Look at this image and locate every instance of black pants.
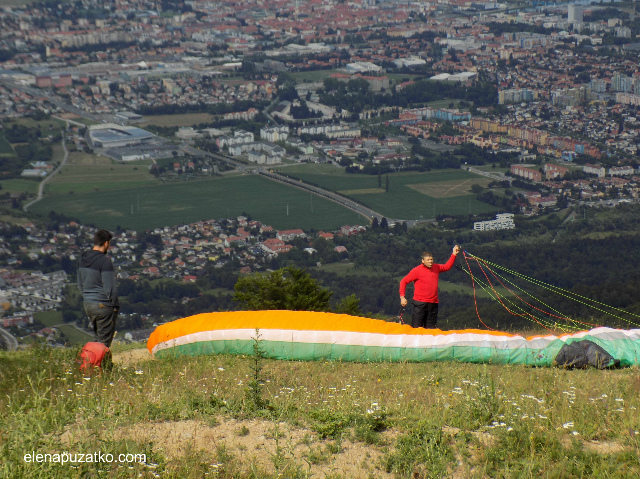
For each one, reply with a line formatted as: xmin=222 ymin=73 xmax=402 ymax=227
xmin=411 ymin=301 xmax=438 ymax=329
xmin=84 ymin=302 xmax=118 ymax=347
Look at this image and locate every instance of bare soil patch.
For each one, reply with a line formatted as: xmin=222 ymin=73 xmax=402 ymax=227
xmin=338 ymin=188 xmax=385 ymax=195
xmin=66 ymin=152 xmax=113 ymax=166
xmin=112 ymin=348 xmax=154 ymax=367
xmin=62 ymin=418 xmax=393 ymax=478
xmin=57 ymin=113 xmax=82 ymax=120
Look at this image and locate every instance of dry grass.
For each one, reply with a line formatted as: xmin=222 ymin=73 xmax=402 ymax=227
xmin=66 ymin=151 xmax=114 ymax=166
xmin=337 ymin=188 xmax=385 ymax=195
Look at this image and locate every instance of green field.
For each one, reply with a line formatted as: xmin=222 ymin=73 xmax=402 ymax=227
xmin=275 ymin=165 xmax=498 ymax=219
xmin=4 ymin=117 xmax=66 ymax=131
xmin=0 ymin=132 xmax=14 ymax=156
xmin=45 ymin=163 xmax=159 ymax=194
xmin=0 ymin=178 xmax=40 ymax=195
xmin=34 ymin=311 xmax=63 ymax=328
xmin=30 ymin=175 xmax=365 ymax=231
xmin=289 ymin=70 xmax=341 ymax=83
xmin=56 ymin=324 xmax=92 ymax=346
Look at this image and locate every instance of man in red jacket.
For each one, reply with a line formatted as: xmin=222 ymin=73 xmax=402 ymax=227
xmin=400 ymin=245 xmax=460 ymax=329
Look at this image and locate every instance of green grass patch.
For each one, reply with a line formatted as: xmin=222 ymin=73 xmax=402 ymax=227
xmin=68 ymin=117 xmax=99 ymax=126
xmin=0 ymin=132 xmax=15 ymax=156
xmin=425 ymin=99 xmax=464 ymax=109
xmin=45 ymin=163 xmax=159 ymax=194
xmin=0 ymin=178 xmax=40 ymax=195
xmin=34 ymin=311 xmax=63 ymax=328
xmin=31 ymin=175 xmax=365 ymax=231
xmin=4 ymin=117 xmax=66 ymax=131
xmin=56 ymin=324 xmax=92 ymax=345
xmin=0 ymin=214 xmax=32 ymax=225
xmin=288 ymin=70 xmax=342 ymax=83
xmin=275 ymin=165 xmax=498 ymax=219
xmin=385 ymin=73 xmax=425 ymax=85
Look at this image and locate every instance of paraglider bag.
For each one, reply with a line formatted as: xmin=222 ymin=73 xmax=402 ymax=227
xmin=78 ymin=342 xmax=111 ymax=372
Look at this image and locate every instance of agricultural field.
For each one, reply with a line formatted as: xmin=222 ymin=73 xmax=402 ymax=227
xmin=44 ymin=152 xmax=159 ymax=194
xmin=2 ymin=344 xmax=639 ymax=478
xmin=30 ymin=174 xmax=365 ymax=231
xmin=0 ymin=178 xmax=39 ymax=195
xmin=276 ymin=164 xmax=498 ymax=219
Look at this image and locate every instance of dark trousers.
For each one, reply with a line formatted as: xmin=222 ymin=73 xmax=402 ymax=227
xmin=411 ymin=301 xmax=439 ymax=329
xmin=84 ymin=302 xmax=118 ymax=347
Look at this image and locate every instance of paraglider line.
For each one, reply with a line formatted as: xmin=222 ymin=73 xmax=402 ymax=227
xmin=462 ymin=253 xmax=498 ymax=331
xmin=464 ymin=251 xmax=640 ymax=328
xmin=476 ymin=256 xmax=599 ymax=328
xmin=467 ymin=254 xmax=554 ymax=332
xmin=459 ymin=264 xmax=581 ymax=332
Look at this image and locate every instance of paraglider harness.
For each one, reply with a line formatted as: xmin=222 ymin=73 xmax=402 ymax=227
xmin=77 ymin=342 xmax=112 ymax=372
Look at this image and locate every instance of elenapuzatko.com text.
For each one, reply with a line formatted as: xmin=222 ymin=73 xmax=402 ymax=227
xmin=24 ymin=451 xmax=146 ymax=465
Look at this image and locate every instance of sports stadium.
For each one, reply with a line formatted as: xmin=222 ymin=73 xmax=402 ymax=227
xmin=87 ymin=123 xmax=155 ymax=148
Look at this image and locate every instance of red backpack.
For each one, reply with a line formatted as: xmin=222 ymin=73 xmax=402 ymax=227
xmin=78 ymin=342 xmax=111 ymax=372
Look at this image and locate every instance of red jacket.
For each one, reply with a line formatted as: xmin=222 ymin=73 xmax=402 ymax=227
xmin=399 ymin=254 xmax=456 ymax=303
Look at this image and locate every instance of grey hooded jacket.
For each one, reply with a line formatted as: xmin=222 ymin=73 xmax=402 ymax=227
xmin=77 ymin=249 xmax=119 ymax=308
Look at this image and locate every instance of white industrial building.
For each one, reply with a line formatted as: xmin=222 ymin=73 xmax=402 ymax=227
xmin=474 ymin=213 xmax=515 ymax=231
xmin=346 ymin=62 xmax=382 ymax=73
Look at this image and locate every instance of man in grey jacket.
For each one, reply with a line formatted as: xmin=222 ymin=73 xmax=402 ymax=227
xmin=77 ymin=229 xmax=119 ymax=347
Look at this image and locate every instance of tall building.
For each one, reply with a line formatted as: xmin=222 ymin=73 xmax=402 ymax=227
xmin=568 ymin=5 xmax=583 ymax=23
xmin=590 ymin=78 xmax=606 ymax=93
xmin=612 ymin=74 xmax=633 ymax=93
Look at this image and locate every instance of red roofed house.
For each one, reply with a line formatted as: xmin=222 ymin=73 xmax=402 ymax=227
xmin=260 ymin=238 xmax=293 ymax=255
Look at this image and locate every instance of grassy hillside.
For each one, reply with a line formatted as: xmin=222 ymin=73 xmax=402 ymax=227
xmin=1 ymin=344 xmax=638 ymax=478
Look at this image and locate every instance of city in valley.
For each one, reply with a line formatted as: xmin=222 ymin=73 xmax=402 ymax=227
xmin=2 ymin=0 xmax=640 ymax=348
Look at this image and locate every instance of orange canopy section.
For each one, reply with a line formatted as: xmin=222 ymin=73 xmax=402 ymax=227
xmin=147 ymin=310 xmax=517 ymax=354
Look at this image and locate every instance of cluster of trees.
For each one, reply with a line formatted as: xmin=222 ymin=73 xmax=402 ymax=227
xmin=135 ymin=99 xmax=270 ymax=116
xmin=290 ymin=100 xmax=323 ymax=119
xmin=318 ymin=77 xmax=498 ymax=114
xmin=0 ymin=48 xmax=15 ymax=62
xmin=117 ymin=277 xmax=235 ymax=318
xmin=485 ymin=21 xmax=554 ymax=37
xmin=0 ymin=124 xmax=60 ymax=178
xmin=475 ymin=191 xmax=518 ymax=212
xmin=234 ymin=266 xmax=361 ymax=316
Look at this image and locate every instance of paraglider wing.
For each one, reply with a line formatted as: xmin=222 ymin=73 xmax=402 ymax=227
xmin=147 ymin=311 xmax=640 ymax=368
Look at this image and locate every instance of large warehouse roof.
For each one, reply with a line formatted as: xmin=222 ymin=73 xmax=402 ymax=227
xmin=88 ymin=123 xmax=154 ymax=147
